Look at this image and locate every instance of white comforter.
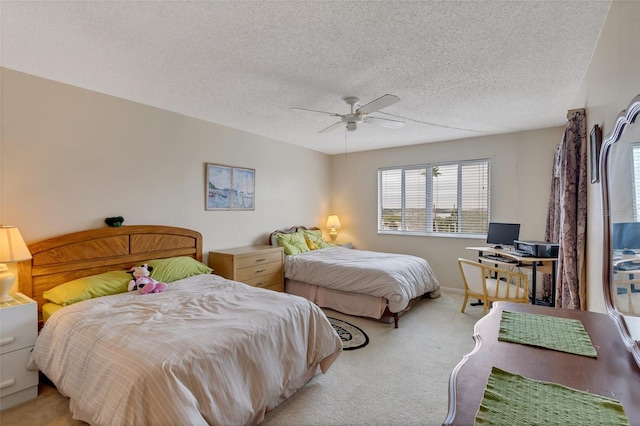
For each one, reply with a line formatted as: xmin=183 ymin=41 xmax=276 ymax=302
xmin=30 ymin=274 xmax=342 ymax=426
xmin=284 ymin=247 xmax=441 ymax=312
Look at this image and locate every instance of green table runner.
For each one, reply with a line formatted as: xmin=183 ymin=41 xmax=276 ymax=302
xmin=499 ymin=310 xmax=597 ymax=357
xmin=476 ymin=367 xmax=630 ymax=425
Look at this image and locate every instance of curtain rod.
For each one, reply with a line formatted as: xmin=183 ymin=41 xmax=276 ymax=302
xmin=566 ymin=108 xmax=585 ymax=119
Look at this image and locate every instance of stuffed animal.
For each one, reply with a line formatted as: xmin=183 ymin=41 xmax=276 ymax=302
xmin=105 ymin=216 xmax=125 ymax=227
xmin=128 ymin=264 xmax=168 ymax=294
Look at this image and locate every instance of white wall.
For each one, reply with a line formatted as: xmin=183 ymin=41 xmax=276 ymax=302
xmin=0 ymin=68 xmax=332 ymax=252
xmin=330 ymin=127 xmax=562 ymax=291
xmin=574 ymin=1 xmax=640 ymax=313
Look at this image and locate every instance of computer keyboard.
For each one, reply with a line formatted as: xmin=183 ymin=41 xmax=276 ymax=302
xmin=483 ymin=254 xmax=518 ymax=264
xmin=509 ymin=250 xmax=532 ymax=257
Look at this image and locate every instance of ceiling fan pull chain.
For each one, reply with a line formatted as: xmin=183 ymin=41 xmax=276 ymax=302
xmin=344 ymin=126 xmax=348 ymax=157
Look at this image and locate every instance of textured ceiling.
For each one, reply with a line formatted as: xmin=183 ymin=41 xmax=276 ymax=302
xmin=1 ymin=1 xmax=611 ymax=154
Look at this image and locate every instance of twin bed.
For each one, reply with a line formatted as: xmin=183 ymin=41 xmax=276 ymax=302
xmin=269 ymin=226 xmax=441 ymax=328
xmin=18 ymin=225 xmax=342 ymax=425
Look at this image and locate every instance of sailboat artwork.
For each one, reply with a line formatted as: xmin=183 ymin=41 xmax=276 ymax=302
xmin=232 ymin=167 xmax=255 ymax=209
xmin=206 ymin=164 xmax=255 ymax=211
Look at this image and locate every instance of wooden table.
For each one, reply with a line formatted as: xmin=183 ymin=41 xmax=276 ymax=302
xmin=443 ymin=302 xmax=640 ymax=425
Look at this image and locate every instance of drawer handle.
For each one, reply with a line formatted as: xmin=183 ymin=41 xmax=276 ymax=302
xmin=255 ymin=258 xmax=267 ymax=262
xmin=257 ymin=281 xmax=266 ymax=285
xmin=0 ymin=336 xmax=15 ymax=346
xmin=255 ymin=269 xmax=266 ymax=273
xmin=0 ymin=378 xmax=15 ymax=390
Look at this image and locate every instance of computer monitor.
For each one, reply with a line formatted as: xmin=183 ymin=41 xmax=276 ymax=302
xmin=486 ymin=222 xmax=520 ymax=248
xmin=612 ymin=222 xmax=640 ymax=250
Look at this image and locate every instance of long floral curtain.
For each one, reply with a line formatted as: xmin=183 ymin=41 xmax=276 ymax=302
xmin=544 ymin=110 xmax=588 ymax=309
xmin=543 ymin=147 xmax=562 ymax=301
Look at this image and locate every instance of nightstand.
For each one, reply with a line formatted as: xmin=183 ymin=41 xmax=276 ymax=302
xmin=0 ymin=293 xmax=38 ymax=410
xmin=208 ymin=245 xmax=284 ymax=292
xmin=334 ymin=241 xmax=353 ymax=249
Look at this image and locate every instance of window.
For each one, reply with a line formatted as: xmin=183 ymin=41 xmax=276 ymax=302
xmin=378 ymin=159 xmax=490 ymax=236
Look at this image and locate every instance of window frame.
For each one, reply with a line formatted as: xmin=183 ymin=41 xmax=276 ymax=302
xmin=378 ymin=159 xmax=491 ymax=238
xmin=632 ymin=142 xmax=640 ymax=220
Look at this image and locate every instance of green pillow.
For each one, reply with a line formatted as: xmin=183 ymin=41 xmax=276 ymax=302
xmin=302 ymin=229 xmax=336 ymax=250
xmin=277 ymin=231 xmax=310 ymax=255
xmin=146 ymin=256 xmax=212 ymax=283
xmin=279 ymin=240 xmax=303 ymax=255
xmin=43 ymin=270 xmax=131 ymax=306
xmin=303 ymin=229 xmax=323 ymax=238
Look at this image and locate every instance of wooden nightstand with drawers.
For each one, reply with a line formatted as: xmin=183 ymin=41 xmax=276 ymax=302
xmin=0 ymin=293 xmax=38 ymax=410
xmin=208 ymin=245 xmax=284 ymax=292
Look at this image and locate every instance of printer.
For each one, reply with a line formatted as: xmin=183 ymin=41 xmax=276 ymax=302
xmin=514 ymin=240 xmax=559 ymax=258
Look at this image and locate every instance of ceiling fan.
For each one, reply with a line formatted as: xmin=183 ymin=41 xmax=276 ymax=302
xmin=291 ymin=94 xmax=405 ymax=133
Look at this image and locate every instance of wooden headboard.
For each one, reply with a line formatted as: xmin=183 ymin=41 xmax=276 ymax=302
xmin=17 ymin=225 xmax=203 ymax=309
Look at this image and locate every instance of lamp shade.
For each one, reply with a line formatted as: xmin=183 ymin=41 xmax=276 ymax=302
xmin=0 ymin=226 xmax=32 ymax=263
xmin=326 ymin=215 xmax=342 ymax=229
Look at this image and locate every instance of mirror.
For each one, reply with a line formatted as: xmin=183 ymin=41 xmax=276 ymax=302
xmin=602 ymin=94 xmax=640 ymax=368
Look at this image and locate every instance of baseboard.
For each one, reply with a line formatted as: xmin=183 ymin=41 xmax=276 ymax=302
xmin=440 ymin=286 xmax=465 ymax=295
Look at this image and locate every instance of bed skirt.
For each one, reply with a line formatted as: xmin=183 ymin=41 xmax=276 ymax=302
xmin=286 ymin=278 xmax=390 ymax=321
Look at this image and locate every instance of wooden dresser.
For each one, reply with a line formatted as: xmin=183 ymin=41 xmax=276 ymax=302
xmin=208 ymin=245 xmax=284 ymax=292
xmin=444 ymin=301 xmax=640 ymax=425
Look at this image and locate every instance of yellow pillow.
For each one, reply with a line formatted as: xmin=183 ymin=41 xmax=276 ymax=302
xmin=303 ymin=229 xmax=336 ymax=250
xmin=145 ymin=256 xmax=212 ymax=282
xmin=277 ymin=231 xmax=310 ymax=255
xmin=305 ymin=234 xmax=320 ymax=250
xmin=42 ymin=302 xmax=64 ymax=323
xmin=43 ymin=270 xmax=131 ymax=306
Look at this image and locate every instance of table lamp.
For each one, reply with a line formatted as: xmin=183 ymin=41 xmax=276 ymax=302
xmin=0 ymin=226 xmax=32 ymax=302
xmin=326 ymin=215 xmax=342 ymax=242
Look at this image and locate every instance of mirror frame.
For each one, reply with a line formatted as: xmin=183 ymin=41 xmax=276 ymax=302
xmin=601 ymin=93 xmax=640 ymax=368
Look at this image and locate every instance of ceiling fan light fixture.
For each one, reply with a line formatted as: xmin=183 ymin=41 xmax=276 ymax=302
xmin=291 ymin=94 xmax=403 ymax=134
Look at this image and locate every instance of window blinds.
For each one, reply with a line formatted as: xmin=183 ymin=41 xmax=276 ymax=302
xmin=379 ymin=159 xmax=490 ymax=235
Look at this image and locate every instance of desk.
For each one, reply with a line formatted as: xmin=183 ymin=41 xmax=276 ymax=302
xmin=613 ymin=257 xmax=640 ymax=316
xmin=443 ymin=302 xmax=640 ymax=425
xmin=466 ymin=246 xmax=558 ymax=307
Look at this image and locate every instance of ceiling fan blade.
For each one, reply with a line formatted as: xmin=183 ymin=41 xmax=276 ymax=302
xmin=356 ymin=94 xmax=400 ymax=114
xmin=318 ymin=121 xmax=344 ymax=133
xmin=290 ymin=107 xmax=341 ymax=117
xmin=363 ymin=116 xmax=405 ymax=129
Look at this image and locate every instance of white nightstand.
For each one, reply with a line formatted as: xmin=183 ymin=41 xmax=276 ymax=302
xmin=0 ymin=293 xmax=38 ymax=410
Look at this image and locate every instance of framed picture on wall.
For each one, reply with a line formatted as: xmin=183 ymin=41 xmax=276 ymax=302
xmin=205 ymin=163 xmax=255 ymax=210
xmin=590 ymin=124 xmax=602 ymax=184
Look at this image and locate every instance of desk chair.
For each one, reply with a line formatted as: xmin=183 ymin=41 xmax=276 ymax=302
xmin=458 ymin=258 xmax=530 ymax=315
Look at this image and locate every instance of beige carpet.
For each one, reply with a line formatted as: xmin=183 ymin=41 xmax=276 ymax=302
xmin=0 ymin=291 xmax=483 ymax=426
